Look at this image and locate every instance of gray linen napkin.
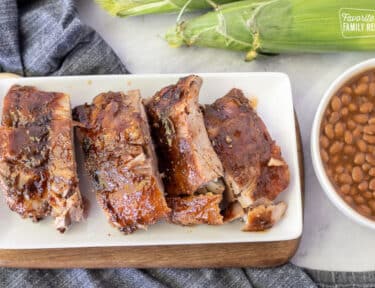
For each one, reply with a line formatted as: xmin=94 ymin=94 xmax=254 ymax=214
xmin=0 ymin=0 xmax=127 ymax=75
xmin=0 ymin=1 xmax=372 ymax=287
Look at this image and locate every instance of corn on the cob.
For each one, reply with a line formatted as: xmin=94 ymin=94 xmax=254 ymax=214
xmin=166 ymin=0 xmax=375 ymax=60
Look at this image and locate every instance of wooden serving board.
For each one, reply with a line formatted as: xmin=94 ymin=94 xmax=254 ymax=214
xmin=0 ymin=240 xmax=300 ymax=268
xmin=0 ymin=74 xmax=303 ymax=268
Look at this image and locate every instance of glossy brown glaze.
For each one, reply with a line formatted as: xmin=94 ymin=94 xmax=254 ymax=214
xmin=204 ymin=88 xmax=289 ymax=205
xmin=2 ymin=85 xmax=67 ymax=127
xmin=0 ymin=85 xmax=83 ymax=232
xmin=73 ymin=90 xmax=170 ymax=234
xmin=146 ymin=75 xmax=223 ymax=196
xmin=243 ymin=202 xmax=287 ymax=232
xmin=204 ymin=88 xmax=289 ymax=230
xmin=167 ymin=193 xmax=223 ymax=225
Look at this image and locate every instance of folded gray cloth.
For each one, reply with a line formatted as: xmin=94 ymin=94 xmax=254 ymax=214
xmin=0 ymin=0 xmax=127 ymax=75
xmin=306 ymin=269 xmax=375 ymax=288
xmin=1 ymin=264 xmax=318 ymax=288
xmin=0 ymin=0 xmax=373 ymax=288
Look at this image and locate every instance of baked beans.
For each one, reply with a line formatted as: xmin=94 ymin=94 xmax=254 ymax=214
xmin=320 ymin=70 xmax=375 ymax=220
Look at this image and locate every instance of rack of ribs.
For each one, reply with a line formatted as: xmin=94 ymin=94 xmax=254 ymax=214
xmin=146 ymin=75 xmax=225 ymax=225
xmin=203 ymin=88 xmax=290 ymax=231
xmin=0 ymin=85 xmax=83 ymax=232
xmin=73 ymin=90 xmax=170 ymax=234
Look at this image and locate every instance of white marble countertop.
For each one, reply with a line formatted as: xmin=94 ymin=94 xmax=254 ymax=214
xmin=76 ymin=0 xmax=375 ymax=272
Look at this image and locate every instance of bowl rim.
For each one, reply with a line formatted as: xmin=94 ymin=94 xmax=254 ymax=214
xmin=311 ymin=58 xmax=375 ymax=229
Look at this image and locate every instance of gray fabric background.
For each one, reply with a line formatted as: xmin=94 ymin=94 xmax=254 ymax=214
xmin=0 ymin=0 xmax=127 ymax=76
xmin=0 ymin=0 xmax=374 ymax=287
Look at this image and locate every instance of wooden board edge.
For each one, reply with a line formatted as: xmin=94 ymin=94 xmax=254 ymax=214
xmin=0 ymin=73 xmax=21 ymax=79
xmin=0 ymin=238 xmax=301 ymax=269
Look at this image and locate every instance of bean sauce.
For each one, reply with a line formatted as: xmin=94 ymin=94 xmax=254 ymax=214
xmin=320 ymin=70 xmax=375 ymax=220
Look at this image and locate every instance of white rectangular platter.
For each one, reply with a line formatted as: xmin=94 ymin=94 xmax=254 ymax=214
xmin=0 ymin=73 xmax=302 ymax=249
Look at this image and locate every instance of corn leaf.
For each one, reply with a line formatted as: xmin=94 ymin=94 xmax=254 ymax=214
xmin=96 ymin=0 xmax=239 ymax=17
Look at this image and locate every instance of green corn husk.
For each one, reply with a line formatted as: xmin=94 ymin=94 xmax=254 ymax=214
xmin=96 ymin=0 xmax=238 ymax=17
xmin=166 ymin=0 xmax=375 ymax=60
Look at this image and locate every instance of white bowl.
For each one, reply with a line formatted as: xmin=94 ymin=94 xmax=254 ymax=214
xmin=311 ymin=58 xmax=375 ymax=229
